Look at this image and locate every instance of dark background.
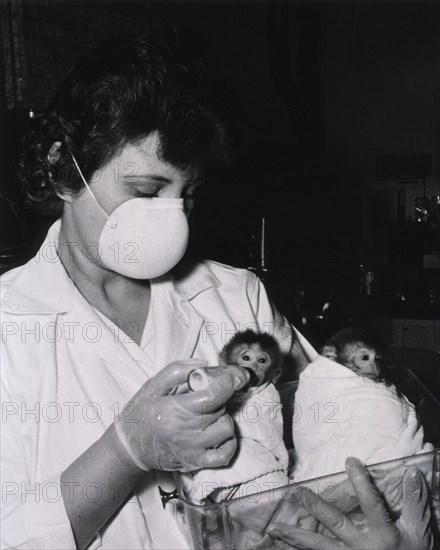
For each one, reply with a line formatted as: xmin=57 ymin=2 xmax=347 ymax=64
xmin=1 ymin=0 xmax=440 ymax=347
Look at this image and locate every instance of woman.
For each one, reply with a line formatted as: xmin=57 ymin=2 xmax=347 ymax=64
xmin=1 ymin=35 xmax=311 ymax=549
xmin=1 ymin=35 xmax=433 ymax=550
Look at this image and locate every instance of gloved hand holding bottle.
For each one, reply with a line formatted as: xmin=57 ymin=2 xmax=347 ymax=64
xmin=113 ymin=359 xmax=250 ymax=472
xmin=61 ymin=359 xmax=249 ymax=549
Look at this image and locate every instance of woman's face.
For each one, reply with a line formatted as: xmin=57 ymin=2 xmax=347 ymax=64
xmin=64 ymin=132 xmax=203 ymax=259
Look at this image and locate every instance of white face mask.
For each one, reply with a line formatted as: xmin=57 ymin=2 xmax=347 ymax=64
xmin=71 ymin=154 xmax=189 ymax=279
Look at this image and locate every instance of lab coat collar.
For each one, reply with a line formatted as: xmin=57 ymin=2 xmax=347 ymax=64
xmin=2 ymin=219 xmax=76 ymax=315
xmin=170 ymin=259 xmax=221 ymax=301
xmin=2 ymin=219 xmax=221 ymax=315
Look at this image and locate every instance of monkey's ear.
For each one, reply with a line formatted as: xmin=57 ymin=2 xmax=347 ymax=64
xmin=321 ymin=345 xmax=338 ymax=362
xmin=270 ymin=365 xmax=283 ymax=384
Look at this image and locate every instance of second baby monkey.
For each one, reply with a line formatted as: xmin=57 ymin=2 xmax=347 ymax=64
xmin=321 ymin=326 xmax=383 ymax=381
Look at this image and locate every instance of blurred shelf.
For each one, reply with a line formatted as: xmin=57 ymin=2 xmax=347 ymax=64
xmin=374 ymin=317 xmax=440 ymax=352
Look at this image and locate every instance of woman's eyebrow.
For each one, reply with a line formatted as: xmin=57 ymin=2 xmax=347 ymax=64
xmin=123 ymin=175 xmax=171 ymax=183
xmin=123 ymin=174 xmax=204 ymax=184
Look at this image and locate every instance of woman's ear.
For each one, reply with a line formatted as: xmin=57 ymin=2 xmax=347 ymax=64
xmin=47 ymin=141 xmax=74 ymax=204
xmin=47 ymin=141 xmax=62 ymax=165
xmin=55 ymin=188 xmax=74 ymax=204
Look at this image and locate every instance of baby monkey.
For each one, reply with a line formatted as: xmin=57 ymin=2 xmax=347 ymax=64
xmin=187 ymin=330 xmax=283 ymax=393
xmin=321 ymin=327 xmax=384 ymax=380
xmin=182 ymin=330 xmax=290 ymax=505
xmin=220 ymin=329 xmax=283 ymax=387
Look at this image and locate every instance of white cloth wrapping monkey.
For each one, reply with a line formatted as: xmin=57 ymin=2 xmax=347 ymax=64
xmin=291 ymin=356 xmax=433 ymax=483
xmin=180 ymin=381 xmax=289 ymax=504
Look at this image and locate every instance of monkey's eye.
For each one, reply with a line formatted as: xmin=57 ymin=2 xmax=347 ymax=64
xmin=361 ymin=354 xmax=370 ymax=361
xmin=242 ymin=355 xmax=250 ymax=361
xmin=258 ymin=357 xmax=267 ymax=364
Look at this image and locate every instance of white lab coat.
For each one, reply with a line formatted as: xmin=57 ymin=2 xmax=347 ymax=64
xmin=1 ymin=220 xmax=316 ymax=550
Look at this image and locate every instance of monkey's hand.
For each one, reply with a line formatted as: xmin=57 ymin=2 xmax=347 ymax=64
xmin=266 ymin=457 xmax=434 ymax=550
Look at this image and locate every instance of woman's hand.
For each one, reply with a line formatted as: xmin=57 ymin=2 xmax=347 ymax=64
xmin=62 ymin=359 xmax=248 ymax=549
xmin=114 ymin=359 xmax=249 ymax=472
xmin=267 ymin=457 xmax=434 ymax=549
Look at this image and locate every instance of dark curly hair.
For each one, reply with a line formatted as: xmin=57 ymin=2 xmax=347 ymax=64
xmin=19 ymin=35 xmax=230 ymax=216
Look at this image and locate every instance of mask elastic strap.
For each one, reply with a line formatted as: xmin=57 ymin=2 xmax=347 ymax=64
xmin=70 ymin=153 xmax=109 ymax=220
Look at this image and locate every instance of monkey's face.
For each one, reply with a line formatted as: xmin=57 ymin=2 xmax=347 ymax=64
xmin=231 ymin=343 xmax=273 ymax=385
xmin=347 ymin=345 xmax=382 ymax=379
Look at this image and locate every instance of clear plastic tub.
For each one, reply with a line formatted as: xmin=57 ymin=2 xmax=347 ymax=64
xmin=178 ymin=450 xmax=439 ymax=549
xmin=176 ymin=367 xmax=440 ymax=549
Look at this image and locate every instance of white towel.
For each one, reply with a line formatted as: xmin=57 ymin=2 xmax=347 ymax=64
xmin=181 ymin=383 xmax=289 ymax=504
xmin=291 ymin=356 xmax=433 ymax=483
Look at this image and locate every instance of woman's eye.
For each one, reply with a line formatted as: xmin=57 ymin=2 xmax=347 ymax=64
xmin=258 ymin=357 xmax=266 ymax=364
xmin=135 ymin=190 xmax=159 ymax=198
xmin=242 ymin=355 xmax=250 ymax=361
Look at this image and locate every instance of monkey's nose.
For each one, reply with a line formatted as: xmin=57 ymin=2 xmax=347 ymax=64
xmin=365 ymin=365 xmax=380 ymax=380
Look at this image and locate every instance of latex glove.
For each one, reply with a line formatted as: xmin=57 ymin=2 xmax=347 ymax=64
xmin=267 ymin=457 xmax=434 ymax=550
xmin=114 ymin=359 xmax=249 ymax=473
